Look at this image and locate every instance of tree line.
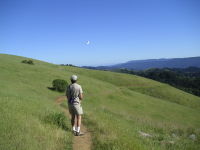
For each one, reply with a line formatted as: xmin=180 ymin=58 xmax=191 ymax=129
xmin=114 ymin=67 xmax=200 ymax=97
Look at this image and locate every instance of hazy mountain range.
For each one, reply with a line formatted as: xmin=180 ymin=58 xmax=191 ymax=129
xmin=83 ymin=56 xmax=200 ymax=70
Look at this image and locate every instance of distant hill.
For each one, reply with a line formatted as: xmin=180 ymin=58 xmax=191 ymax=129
xmin=83 ymin=56 xmax=200 ymax=70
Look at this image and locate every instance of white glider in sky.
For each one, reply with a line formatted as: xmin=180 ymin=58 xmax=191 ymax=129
xmin=86 ymin=40 xmax=90 ymax=45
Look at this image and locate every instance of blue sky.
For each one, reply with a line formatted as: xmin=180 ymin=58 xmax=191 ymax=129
xmin=0 ymin=0 xmax=200 ymax=66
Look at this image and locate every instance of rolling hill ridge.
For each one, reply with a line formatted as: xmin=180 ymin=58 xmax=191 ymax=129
xmin=84 ymin=56 xmax=200 ymax=70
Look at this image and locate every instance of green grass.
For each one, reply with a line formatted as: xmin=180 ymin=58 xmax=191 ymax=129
xmin=1 ymin=54 xmax=200 ymax=150
xmin=0 ymin=54 xmax=72 ymax=150
xmin=65 ymin=66 xmax=200 ymax=110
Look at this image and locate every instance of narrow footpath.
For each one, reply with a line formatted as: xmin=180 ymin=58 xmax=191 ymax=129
xmin=55 ymin=96 xmax=92 ymax=150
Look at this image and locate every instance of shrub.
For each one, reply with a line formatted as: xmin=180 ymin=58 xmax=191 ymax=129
xmin=52 ymin=79 xmax=68 ymax=92
xmin=27 ymin=60 xmax=34 ymax=64
xmin=21 ymin=60 xmax=27 ymax=63
xmin=21 ymin=59 xmax=34 ymax=65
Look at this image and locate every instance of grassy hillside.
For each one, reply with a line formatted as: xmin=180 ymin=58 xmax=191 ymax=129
xmin=65 ymin=67 xmax=200 ymax=110
xmin=1 ymin=54 xmax=200 ymax=150
xmin=0 ymin=54 xmax=73 ymax=150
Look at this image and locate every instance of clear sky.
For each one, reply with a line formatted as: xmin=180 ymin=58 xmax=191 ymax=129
xmin=0 ymin=0 xmax=200 ymax=66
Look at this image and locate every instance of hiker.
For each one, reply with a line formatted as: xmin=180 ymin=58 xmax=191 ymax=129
xmin=66 ymin=75 xmax=83 ymax=136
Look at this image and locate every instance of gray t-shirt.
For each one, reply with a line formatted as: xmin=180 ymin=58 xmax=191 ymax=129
xmin=66 ymin=83 xmax=83 ymax=104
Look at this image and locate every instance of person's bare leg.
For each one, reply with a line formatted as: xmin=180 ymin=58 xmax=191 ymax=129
xmin=76 ymin=115 xmax=81 ymax=133
xmin=71 ymin=114 xmax=76 ymax=131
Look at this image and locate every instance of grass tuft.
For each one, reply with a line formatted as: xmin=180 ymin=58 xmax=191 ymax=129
xmin=43 ymin=112 xmax=69 ymax=131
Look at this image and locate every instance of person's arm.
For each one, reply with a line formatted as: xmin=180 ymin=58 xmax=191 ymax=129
xmin=79 ymin=93 xmax=83 ymax=100
xmin=79 ymin=86 xmax=83 ymax=100
xmin=66 ymin=86 xmax=70 ymax=101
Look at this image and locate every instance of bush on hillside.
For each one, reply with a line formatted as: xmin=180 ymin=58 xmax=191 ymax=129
xmin=52 ymin=79 xmax=68 ymax=92
xmin=21 ymin=59 xmax=34 ymax=65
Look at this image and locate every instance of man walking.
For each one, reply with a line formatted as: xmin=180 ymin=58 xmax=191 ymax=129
xmin=66 ymin=75 xmax=83 ymax=136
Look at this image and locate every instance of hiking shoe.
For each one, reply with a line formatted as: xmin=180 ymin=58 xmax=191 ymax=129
xmin=75 ymin=131 xmax=84 ymax=136
xmin=72 ymin=130 xmax=76 ymax=135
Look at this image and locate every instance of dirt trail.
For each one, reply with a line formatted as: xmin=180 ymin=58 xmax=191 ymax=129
xmin=55 ymin=96 xmax=92 ymax=150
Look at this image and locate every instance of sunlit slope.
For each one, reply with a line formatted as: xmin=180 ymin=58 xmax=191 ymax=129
xmin=62 ymin=66 xmax=200 ymax=150
xmin=65 ymin=66 xmax=200 ymax=110
xmin=0 ymin=54 xmax=73 ymax=150
xmin=1 ymin=54 xmax=200 ymax=150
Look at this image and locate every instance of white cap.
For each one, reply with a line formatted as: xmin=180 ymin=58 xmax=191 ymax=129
xmin=71 ymin=75 xmax=78 ymax=81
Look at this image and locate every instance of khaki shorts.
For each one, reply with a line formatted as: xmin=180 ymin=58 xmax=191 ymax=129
xmin=68 ymin=103 xmax=83 ymax=115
